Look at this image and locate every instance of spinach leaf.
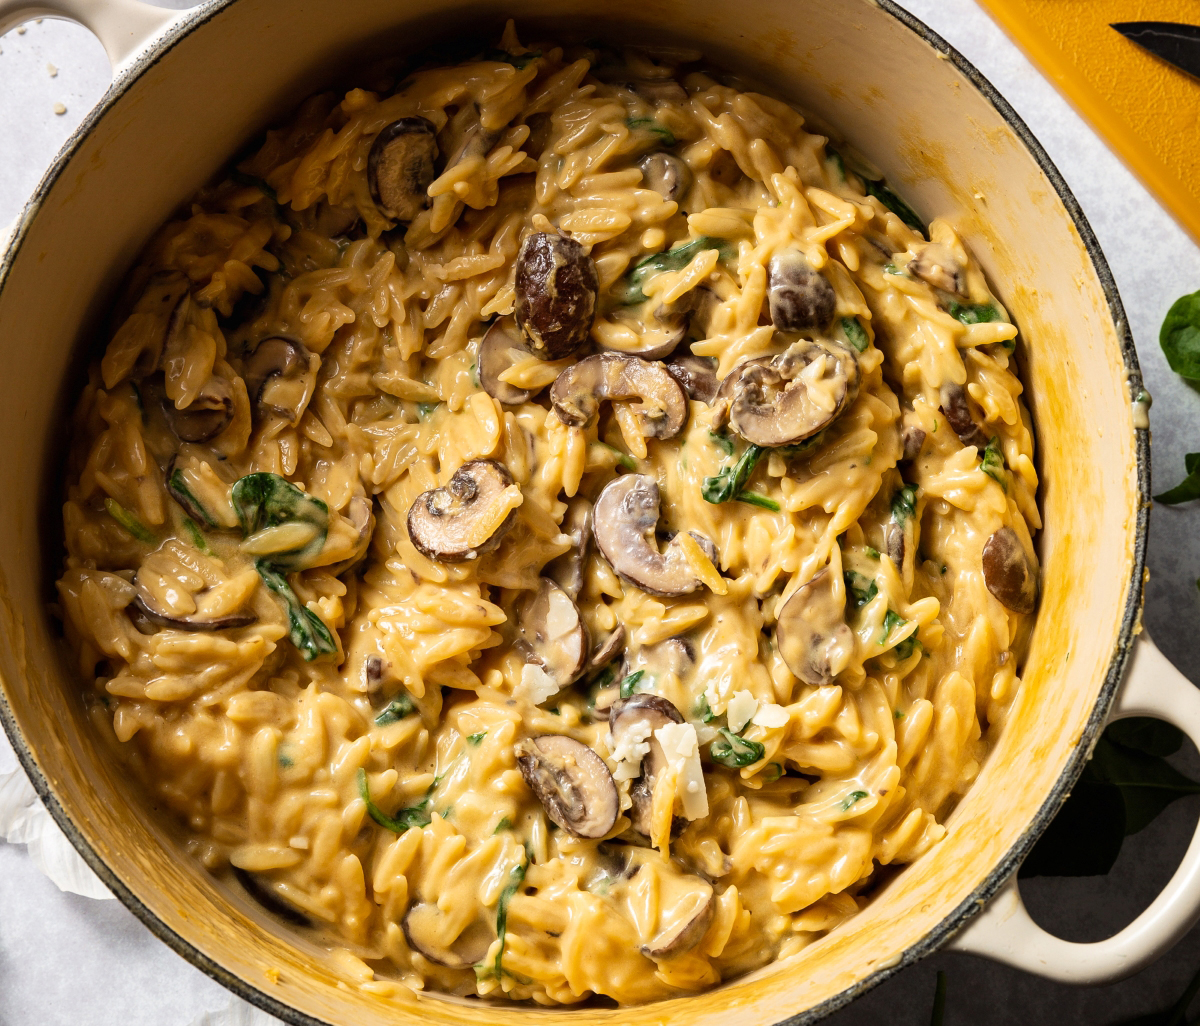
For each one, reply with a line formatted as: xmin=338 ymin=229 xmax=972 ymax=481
xmin=736 ymin=491 xmax=780 ymax=512
xmin=840 ymin=316 xmax=870 ymax=353
xmin=493 ymin=857 xmax=528 ymax=975
xmin=702 ymin=444 xmax=765 ymax=505
xmin=840 ymin=789 xmax=869 ymax=811
xmin=493 ymin=816 xmax=512 ymax=834
xmin=614 ymin=236 xmax=728 ymax=305
xmin=864 ymin=179 xmax=926 ymax=235
xmin=467 ymin=731 xmax=487 ymax=746
xmin=256 ymin=563 xmax=338 ymax=661
xmin=882 ymin=609 xmax=920 ymax=659
xmin=1160 ymin=290 xmax=1200 ymax=380
xmin=695 ymin=694 xmax=717 ymax=723
xmin=374 ymin=692 xmax=414 ymax=725
xmin=619 ymin=670 xmax=645 ymax=699
xmin=356 ymin=767 xmax=433 ymax=833
xmin=710 ymin=727 xmax=765 ymax=768
xmin=844 ymin=570 xmax=878 ymax=609
xmin=168 ymin=468 xmax=219 ymax=527
xmin=890 ymin=483 xmax=917 ymax=526
xmin=104 ymin=498 xmax=156 ymax=544
xmin=230 ymin=169 xmax=279 ymax=203
xmin=709 ymin=429 xmax=735 ymax=457
xmin=599 ymin=441 xmax=637 ymax=471
xmin=827 ymin=150 xmax=846 ymax=182
xmin=1155 ymin=452 xmax=1200 ymax=504
xmin=231 ymin=472 xmax=329 ymax=571
xmin=182 ymin=517 xmax=211 ymax=555
xmin=625 ymin=117 xmax=676 ymax=146
xmin=980 ymin=437 xmax=1007 ymax=491
xmin=763 ymin=762 xmax=783 ymax=783
xmin=948 ymin=301 xmax=999 ymax=325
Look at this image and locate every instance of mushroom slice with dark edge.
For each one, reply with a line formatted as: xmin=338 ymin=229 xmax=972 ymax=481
xmin=638 ymin=152 xmax=692 ymax=202
xmin=608 ymin=693 xmax=684 ymax=837
xmin=908 ymin=243 xmax=965 ymax=296
xmin=162 ymin=376 xmax=235 ymax=443
xmin=478 ymin=319 xmax=536 ymax=405
xmin=514 ymin=577 xmax=589 ymax=687
xmin=775 ymin=568 xmax=854 ymax=686
xmin=590 ymin=623 xmax=626 ymax=669
xmin=901 ymin=423 xmax=927 ymax=461
xmin=402 ymin=903 xmax=494 ymax=969
xmin=593 ymin=474 xmax=717 ymax=597
xmin=515 ymin=734 xmax=619 ymax=839
xmin=544 ymin=496 xmax=592 ymax=600
xmin=326 ymin=496 xmax=375 ymax=576
xmin=939 ymin=383 xmax=988 ymax=449
xmin=514 ymin=232 xmax=599 ymax=359
xmin=368 ymin=117 xmax=439 ymax=223
xmin=233 ymin=868 xmax=311 ymax=928
xmin=642 ymin=872 xmax=714 ymax=958
xmin=767 ymin=250 xmax=837 ymax=330
xmin=718 ymin=339 xmax=859 ymax=447
xmin=601 ymin=296 xmax=693 ymax=360
xmin=666 ymin=354 xmax=719 ymax=403
xmin=130 ymin=572 xmax=257 ymax=632
xmin=550 ymin=353 xmax=687 ymax=440
xmin=407 ymin=459 xmax=518 ymax=562
xmin=982 ymin=526 xmax=1038 ymax=614
xmin=242 ymin=337 xmax=319 ymax=425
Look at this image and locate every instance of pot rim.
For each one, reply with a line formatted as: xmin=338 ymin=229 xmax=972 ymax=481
xmin=0 ymin=1 xmax=1151 ymax=1023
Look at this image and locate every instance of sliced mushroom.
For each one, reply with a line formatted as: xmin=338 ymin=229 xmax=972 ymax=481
xmin=590 ymin=624 xmax=626 ymax=669
xmin=544 ymin=496 xmax=592 ymax=600
xmin=402 ymin=903 xmax=494 ymax=969
xmin=515 ymin=734 xmax=618 ymax=839
xmin=901 ymin=424 xmax=927 ymax=461
xmin=638 ymin=152 xmax=692 ymax=201
xmin=642 ymin=875 xmax=714 ymax=958
xmin=551 ymin=353 xmax=687 ymax=440
xmin=407 ymin=459 xmax=517 ymax=562
xmin=130 ymin=574 xmax=257 ymax=633
xmin=982 ymin=526 xmax=1038 ymax=613
xmin=600 ymin=299 xmax=692 ymax=360
xmin=368 ymin=117 xmax=438 ymax=223
xmin=666 ymin=354 xmax=719 ymax=403
xmin=233 ymin=868 xmax=311 ymax=928
xmin=593 ymin=474 xmax=717 ymax=597
xmin=478 ymin=319 xmax=536 ymax=405
xmin=514 ymin=577 xmax=589 ymax=688
xmin=776 ymin=568 xmax=855 ymax=686
xmin=718 ymin=339 xmax=859 ymax=447
xmin=909 ymin=243 xmax=965 ymax=296
xmin=162 ymin=376 xmax=235 ymax=443
xmin=609 ymin=693 xmax=684 ymax=837
xmin=242 ymin=337 xmax=319 ymax=425
xmin=514 ymin=232 xmax=599 ymax=359
xmin=326 ymin=496 xmax=375 ymax=576
xmin=939 ymin=383 xmax=988 ymax=449
xmin=767 ymin=250 xmax=837 ymax=330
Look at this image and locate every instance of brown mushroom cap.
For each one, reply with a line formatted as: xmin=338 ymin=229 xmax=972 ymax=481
xmin=514 ymin=233 xmax=599 ymax=360
xmin=909 ymin=243 xmax=965 ymax=296
xmin=242 ymin=337 xmax=318 ymax=425
xmin=719 ymin=339 xmax=859 ymax=447
xmin=130 ymin=574 xmax=257 ymax=633
xmin=609 ymin=693 xmax=684 ymax=837
xmin=514 ymin=577 xmax=589 ymax=688
xmin=368 ymin=117 xmax=438 ymax=223
xmin=515 ymin=734 xmax=619 ymax=839
xmin=407 ymin=459 xmax=517 ymax=562
xmin=901 ymin=423 xmax=927 ymax=461
xmin=478 ymin=319 xmax=536 ymax=405
xmin=666 ymin=354 xmax=719 ymax=403
xmin=589 ymin=623 xmax=626 ymax=670
xmin=982 ymin=526 xmax=1038 ymax=613
xmin=162 ymin=376 xmax=235 ymax=443
xmin=939 ymin=383 xmax=988 ymax=449
xmin=775 ymin=567 xmax=855 ymax=686
xmin=550 ymin=353 xmax=688 ymax=440
xmin=642 ymin=875 xmax=714 ymax=958
xmin=767 ymin=250 xmax=837 ymax=330
xmin=593 ymin=474 xmax=717 ymax=597
xmin=601 ymin=296 xmax=693 ymax=360
xmin=402 ymin=903 xmax=494 ymax=969
xmin=544 ymin=496 xmax=592 ymax=600
xmin=638 ymin=152 xmax=693 ymax=202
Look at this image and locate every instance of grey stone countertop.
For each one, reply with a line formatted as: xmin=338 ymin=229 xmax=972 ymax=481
xmin=2 ymin=0 xmax=1200 ymax=1022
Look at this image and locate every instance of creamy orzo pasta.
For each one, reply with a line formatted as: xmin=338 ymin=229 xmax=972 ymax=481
xmin=56 ymin=24 xmax=1040 ymax=1006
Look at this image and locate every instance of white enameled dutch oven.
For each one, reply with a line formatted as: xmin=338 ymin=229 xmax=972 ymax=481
xmin=0 ymin=0 xmax=1193 ymax=1022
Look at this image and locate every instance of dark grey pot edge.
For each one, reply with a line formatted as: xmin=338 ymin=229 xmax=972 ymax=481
xmin=0 ymin=1 xmax=1150 ymax=1024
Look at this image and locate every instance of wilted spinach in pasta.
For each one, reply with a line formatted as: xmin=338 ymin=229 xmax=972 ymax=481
xmin=55 ymin=23 xmax=1041 ymax=1007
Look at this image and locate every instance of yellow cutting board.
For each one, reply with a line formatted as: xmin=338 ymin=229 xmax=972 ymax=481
xmin=974 ymin=0 xmax=1200 ymax=244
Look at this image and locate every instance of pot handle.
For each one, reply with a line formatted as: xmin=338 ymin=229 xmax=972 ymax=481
xmin=0 ymin=0 xmax=177 ymax=68
xmin=949 ymin=636 xmax=1200 ymax=983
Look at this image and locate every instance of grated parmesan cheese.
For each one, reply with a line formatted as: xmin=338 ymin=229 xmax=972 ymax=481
xmin=726 ymin=690 xmax=758 ymax=733
xmin=753 ymin=702 xmax=790 ymax=729
xmin=609 ymin=716 xmax=653 ymax=781
xmin=654 ymin=722 xmax=708 ymax=820
xmin=519 ymin=661 xmax=559 ymax=705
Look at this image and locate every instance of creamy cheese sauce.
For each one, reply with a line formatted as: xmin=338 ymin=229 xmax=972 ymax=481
xmin=55 ymin=24 xmax=1040 ymax=1006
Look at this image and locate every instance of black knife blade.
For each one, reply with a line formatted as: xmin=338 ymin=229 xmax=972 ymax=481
xmin=1111 ymin=21 xmax=1200 ymax=81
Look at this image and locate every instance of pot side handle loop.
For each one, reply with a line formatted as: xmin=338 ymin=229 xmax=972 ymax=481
xmin=0 ymin=0 xmax=176 ymax=68
xmin=949 ymin=636 xmax=1200 ymax=983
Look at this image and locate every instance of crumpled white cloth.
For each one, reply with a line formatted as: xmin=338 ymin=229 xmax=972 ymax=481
xmin=185 ymin=999 xmax=284 ymax=1026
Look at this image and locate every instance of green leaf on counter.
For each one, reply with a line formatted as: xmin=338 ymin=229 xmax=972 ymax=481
xmin=1160 ymin=290 xmax=1200 ymax=380
xmin=1154 ymin=452 xmax=1200 ymax=505
xmin=929 ymin=970 xmax=947 ymax=1026
xmin=356 ymin=767 xmax=432 ymax=834
xmin=710 ymin=727 xmax=765 ymax=768
xmin=256 ymin=562 xmax=338 ymax=661
xmin=104 ymin=498 xmax=156 ymax=544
